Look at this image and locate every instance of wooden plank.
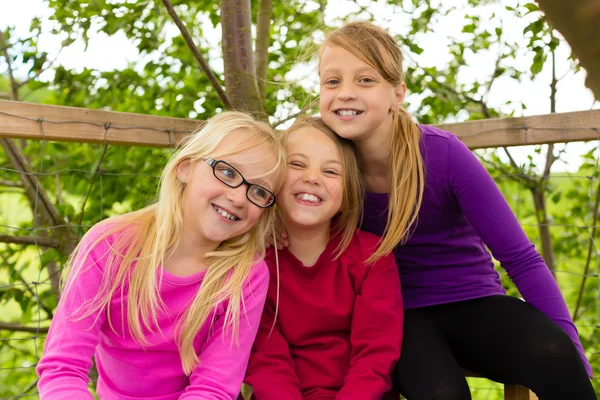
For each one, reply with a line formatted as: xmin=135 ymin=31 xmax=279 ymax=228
xmin=1 ymin=100 xmax=599 ymax=149
xmin=465 ymin=370 xmax=536 ymax=400
xmin=437 ymin=109 xmax=600 ymax=149
xmin=0 ymin=100 xmax=200 ymax=147
xmin=504 ymin=384 xmax=536 ymax=400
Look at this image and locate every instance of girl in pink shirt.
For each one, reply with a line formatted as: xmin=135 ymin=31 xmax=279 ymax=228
xmin=36 ymin=111 xmax=287 ymax=400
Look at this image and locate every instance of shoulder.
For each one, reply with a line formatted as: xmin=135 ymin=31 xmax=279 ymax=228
xmin=419 ymin=124 xmax=457 ymax=142
xmin=246 ymin=257 xmax=270 ymax=288
xmin=77 ymin=219 xmax=121 ymax=256
xmin=418 ymin=125 xmax=460 ymax=167
xmin=345 ymin=229 xmax=382 ymax=262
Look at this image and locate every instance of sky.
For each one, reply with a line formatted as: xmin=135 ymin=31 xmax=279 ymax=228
xmin=1 ymin=0 xmax=598 ymax=171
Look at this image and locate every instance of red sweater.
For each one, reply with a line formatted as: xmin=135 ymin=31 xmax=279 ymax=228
xmin=245 ymin=229 xmax=403 ymax=400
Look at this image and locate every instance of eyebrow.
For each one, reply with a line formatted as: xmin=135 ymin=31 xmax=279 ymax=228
xmin=320 ymin=66 xmax=378 ymax=76
xmin=224 ymin=160 xmax=273 ymax=188
xmin=288 ymin=153 xmax=343 ymax=166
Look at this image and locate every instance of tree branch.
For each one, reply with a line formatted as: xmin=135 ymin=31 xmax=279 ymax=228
xmin=477 ymin=153 xmax=536 ymax=185
xmin=18 ymin=46 xmax=65 ymax=89
xmin=160 ymin=0 xmax=231 ymax=109
xmin=0 ymin=178 xmax=23 ymax=187
xmin=255 ymin=0 xmax=272 ymax=103
xmin=13 ymin=378 xmax=39 ymax=400
xmin=573 ymin=177 xmax=600 ymax=321
xmin=0 ymin=29 xmax=20 ymax=100
xmin=271 ymin=99 xmax=319 ymax=128
xmin=18 ymin=273 xmax=54 ymax=320
xmin=0 ymin=322 xmax=49 ymax=333
xmin=0 ymin=234 xmax=60 ymax=248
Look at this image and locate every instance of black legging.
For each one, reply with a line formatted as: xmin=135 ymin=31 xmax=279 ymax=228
xmin=393 ymin=295 xmax=596 ymax=400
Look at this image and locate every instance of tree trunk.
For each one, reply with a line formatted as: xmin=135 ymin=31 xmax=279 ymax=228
xmin=255 ymin=0 xmax=272 ymax=103
xmin=536 ymin=0 xmax=600 ymax=99
xmin=220 ymin=0 xmax=266 ymax=118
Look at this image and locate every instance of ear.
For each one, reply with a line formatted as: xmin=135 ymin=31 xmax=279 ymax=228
xmin=176 ymin=158 xmax=192 ymax=183
xmin=390 ymin=81 xmax=407 ymax=112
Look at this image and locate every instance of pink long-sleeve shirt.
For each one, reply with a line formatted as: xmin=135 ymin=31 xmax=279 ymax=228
xmin=37 ymin=226 xmax=269 ymax=400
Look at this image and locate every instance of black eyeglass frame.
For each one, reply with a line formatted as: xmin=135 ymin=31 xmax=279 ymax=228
xmin=204 ymin=158 xmax=276 ymax=209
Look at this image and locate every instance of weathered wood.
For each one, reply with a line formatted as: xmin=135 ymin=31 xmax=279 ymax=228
xmin=0 ymin=100 xmax=599 ymax=149
xmin=437 ymin=109 xmax=600 ymax=149
xmin=0 ymin=100 xmax=199 ymax=147
xmin=464 ymin=370 xmax=537 ymax=400
xmin=504 ymin=384 xmax=537 ymax=400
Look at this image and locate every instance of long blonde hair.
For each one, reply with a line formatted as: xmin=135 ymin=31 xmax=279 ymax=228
xmin=62 ymin=111 xmax=286 ymax=375
xmin=319 ymin=21 xmax=424 ymax=262
xmin=281 ymin=116 xmax=364 ymax=258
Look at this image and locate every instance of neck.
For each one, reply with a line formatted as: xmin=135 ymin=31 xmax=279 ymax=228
xmin=284 ymin=219 xmax=331 ymax=267
xmin=164 ymin=223 xmax=219 ymax=276
xmin=353 ymin=115 xmax=394 ymax=192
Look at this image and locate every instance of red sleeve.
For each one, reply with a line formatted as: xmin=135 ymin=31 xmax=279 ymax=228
xmin=244 ymin=298 xmax=303 ymax=400
xmin=336 ymin=251 xmax=403 ymax=400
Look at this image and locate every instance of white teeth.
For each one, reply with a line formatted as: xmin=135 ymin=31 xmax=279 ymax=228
xmin=296 ymin=193 xmax=321 ymax=203
xmin=216 ymin=207 xmax=238 ymax=220
xmin=337 ymin=110 xmax=358 ymax=116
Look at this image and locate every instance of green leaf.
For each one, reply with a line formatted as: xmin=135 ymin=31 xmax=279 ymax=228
xmin=524 ymin=3 xmax=539 ymax=14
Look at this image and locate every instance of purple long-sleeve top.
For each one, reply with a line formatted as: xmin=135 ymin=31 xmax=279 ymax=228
xmin=361 ymin=125 xmax=592 ymax=376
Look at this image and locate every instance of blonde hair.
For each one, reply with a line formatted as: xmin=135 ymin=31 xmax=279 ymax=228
xmin=281 ymin=116 xmax=364 ymax=258
xmin=62 ymin=111 xmax=287 ymax=375
xmin=319 ymin=21 xmax=424 ymax=263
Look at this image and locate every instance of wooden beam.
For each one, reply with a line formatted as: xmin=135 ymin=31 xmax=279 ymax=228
xmin=0 ymin=100 xmax=599 ymax=149
xmin=0 ymin=100 xmax=200 ymax=148
xmin=437 ymin=109 xmax=600 ymax=149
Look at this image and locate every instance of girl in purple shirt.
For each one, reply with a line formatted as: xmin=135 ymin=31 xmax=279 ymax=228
xmin=312 ymin=21 xmax=595 ymax=399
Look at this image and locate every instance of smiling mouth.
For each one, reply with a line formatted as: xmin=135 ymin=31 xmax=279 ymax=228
xmin=295 ymin=193 xmax=322 ymax=203
xmin=213 ymin=205 xmax=240 ymax=221
xmin=335 ymin=109 xmax=363 ymax=116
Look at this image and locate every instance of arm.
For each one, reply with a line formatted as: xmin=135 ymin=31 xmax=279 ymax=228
xmin=244 ymin=300 xmax=303 ymax=400
xmin=447 ymin=135 xmax=592 ymax=376
xmin=36 ymin=229 xmax=110 ymax=399
xmin=337 ymin=252 xmax=403 ymax=400
xmin=180 ymin=262 xmax=271 ymax=400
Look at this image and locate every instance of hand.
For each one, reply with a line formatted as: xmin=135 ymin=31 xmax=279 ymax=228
xmin=266 ymin=217 xmax=289 ymax=250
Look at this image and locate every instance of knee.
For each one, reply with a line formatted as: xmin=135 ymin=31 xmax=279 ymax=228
xmin=529 ymin=330 xmax=580 ymax=367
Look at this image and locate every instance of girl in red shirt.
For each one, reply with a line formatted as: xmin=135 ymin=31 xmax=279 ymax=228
xmin=244 ymin=117 xmax=403 ymax=400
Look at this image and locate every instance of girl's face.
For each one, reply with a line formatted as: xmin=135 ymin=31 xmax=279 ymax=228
xmin=277 ymin=126 xmax=344 ymax=231
xmin=177 ymin=130 xmax=278 ymax=247
xmin=319 ymin=45 xmax=405 ymax=142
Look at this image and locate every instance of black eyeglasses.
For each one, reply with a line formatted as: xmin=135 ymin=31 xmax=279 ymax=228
xmin=204 ymin=158 xmax=276 ymax=208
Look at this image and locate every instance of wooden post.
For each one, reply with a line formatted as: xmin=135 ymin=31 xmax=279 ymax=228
xmin=504 ymin=384 xmax=537 ymax=400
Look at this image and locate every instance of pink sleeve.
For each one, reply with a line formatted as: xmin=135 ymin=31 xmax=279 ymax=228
xmin=36 ymin=227 xmax=111 ymax=399
xmin=180 ymin=261 xmax=269 ymax=400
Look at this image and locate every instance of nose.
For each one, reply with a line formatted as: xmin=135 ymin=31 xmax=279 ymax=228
xmin=303 ymin=168 xmax=320 ymax=185
xmin=226 ymin=185 xmax=247 ymax=207
xmin=337 ymin=82 xmax=357 ymax=101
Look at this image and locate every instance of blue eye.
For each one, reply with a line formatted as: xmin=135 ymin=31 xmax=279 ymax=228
xmin=217 ymin=166 xmax=238 ymax=181
xmin=252 ymin=186 xmax=268 ymax=199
